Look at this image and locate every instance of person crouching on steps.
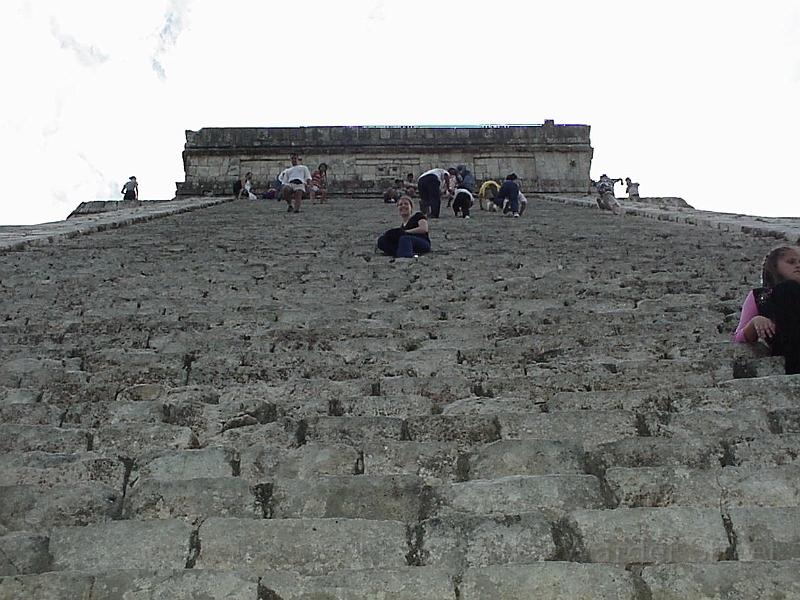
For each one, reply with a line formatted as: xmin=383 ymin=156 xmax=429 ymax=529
xmin=733 ymin=245 xmax=800 ymax=374
xmin=376 ymin=196 xmax=431 ymax=258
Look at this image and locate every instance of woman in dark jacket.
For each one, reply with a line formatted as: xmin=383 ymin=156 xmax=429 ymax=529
xmin=377 ymin=196 xmax=431 ymax=258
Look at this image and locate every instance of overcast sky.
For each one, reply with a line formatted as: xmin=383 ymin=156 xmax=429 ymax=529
xmin=1 ymin=0 xmax=798 ymax=225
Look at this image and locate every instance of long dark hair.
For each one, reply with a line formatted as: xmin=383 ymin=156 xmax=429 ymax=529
xmin=761 ymin=246 xmax=797 ymax=287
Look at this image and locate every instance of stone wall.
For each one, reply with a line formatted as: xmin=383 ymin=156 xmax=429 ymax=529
xmin=175 ymin=121 xmax=593 ymax=198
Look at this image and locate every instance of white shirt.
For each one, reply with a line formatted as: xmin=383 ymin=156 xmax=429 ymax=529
xmin=279 ymin=165 xmax=312 ymax=185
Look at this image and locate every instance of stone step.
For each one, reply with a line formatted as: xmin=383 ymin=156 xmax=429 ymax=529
xmin=641 ymin=561 xmax=800 ymax=600
xmin=0 ymin=451 xmax=125 ymax=490
xmin=0 ymin=425 xmax=90 ymax=455
xmin=606 ymin=465 xmax=800 ymax=508
xmin=0 ymin=482 xmax=122 ymax=533
xmin=559 ymin=507 xmax=731 ymax=563
xmin=429 ymin=475 xmax=610 ymax=516
xmin=194 ymin=517 xmax=409 ymax=575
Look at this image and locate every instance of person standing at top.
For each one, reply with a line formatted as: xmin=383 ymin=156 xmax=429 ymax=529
xmin=279 ymin=154 xmax=312 ymax=213
xmin=625 ymin=177 xmax=640 ymax=201
xmin=417 ymin=168 xmax=450 ymax=218
xmin=121 ymin=176 xmax=138 ymax=201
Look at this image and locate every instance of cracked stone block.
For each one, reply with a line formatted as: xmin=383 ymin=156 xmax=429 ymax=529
xmin=459 ymin=563 xmax=639 ymax=599
xmin=429 ymin=475 xmax=608 ymax=517
xmin=91 ymin=423 xmax=198 ymax=455
xmin=643 ymin=408 xmax=771 ymax=438
xmin=0 ymin=403 xmax=63 ymax=427
xmin=270 ymin=475 xmax=424 ymax=521
xmin=62 ymin=400 xmax=166 ymax=428
xmin=0 ymin=532 xmax=51 ymax=575
xmin=728 ymin=507 xmax=800 ymax=560
xmin=49 ymin=519 xmax=193 ymax=572
xmin=215 ymin=419 xmax=301 ymax=450
xmin=131 ymin=447 xmax=238 ymax=482
xmin=419 ymin=513 xmax=556 ymax=568
xmin=123 ymin=476 xmax=259 ymax=521
xmin=563 ymin=507 xmax=730 ymax=563
xmin=196 ymin=517 xmax=408 ymax=575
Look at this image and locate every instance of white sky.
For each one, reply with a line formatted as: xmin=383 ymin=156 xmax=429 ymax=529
xmin=1 ymin=0 xmax=798 ymax=225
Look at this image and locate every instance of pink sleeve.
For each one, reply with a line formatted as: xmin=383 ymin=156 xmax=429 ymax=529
xmin=733 ymin=291 xmax=758 ymax=343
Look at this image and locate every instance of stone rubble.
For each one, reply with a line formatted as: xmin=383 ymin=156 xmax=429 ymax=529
xmin=1 ymin=194 xmax=799 ymax=599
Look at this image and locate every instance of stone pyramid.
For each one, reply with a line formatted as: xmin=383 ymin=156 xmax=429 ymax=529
xmin=1 ymin=195 xmax=798 ymax=599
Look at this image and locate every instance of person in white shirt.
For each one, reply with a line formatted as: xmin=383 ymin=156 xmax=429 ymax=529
xmin=417 ymin=168 xmax=450 ymax=218
xmin=279 ymin=154 xmax=313 ymax=213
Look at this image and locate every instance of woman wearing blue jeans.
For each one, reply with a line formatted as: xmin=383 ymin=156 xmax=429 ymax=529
xmin=377 ymin=196 xmax=431 ymax=258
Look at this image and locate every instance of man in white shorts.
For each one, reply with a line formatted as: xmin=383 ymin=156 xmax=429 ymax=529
xmin=279 ymin=154 xmax=312 ymax=213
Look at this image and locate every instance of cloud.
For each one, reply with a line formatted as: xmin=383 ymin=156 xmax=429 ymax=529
xmin=48 ymin=17 xmax=109 ymax=67
xmin=150 ymin=0 xmax=192 ymax=81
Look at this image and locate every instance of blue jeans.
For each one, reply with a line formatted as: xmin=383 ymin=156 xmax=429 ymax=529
xmin=396 ymin=234 xmax=431 ymax=258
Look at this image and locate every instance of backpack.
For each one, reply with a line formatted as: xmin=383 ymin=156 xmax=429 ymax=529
xmin=233 ymin=179 xmax=242 ymax=196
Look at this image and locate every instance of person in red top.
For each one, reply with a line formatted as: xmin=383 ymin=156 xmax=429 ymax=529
xmin=310 ymin=163 xmax=328 ymax=204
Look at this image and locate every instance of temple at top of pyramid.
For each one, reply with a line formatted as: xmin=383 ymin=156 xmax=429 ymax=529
xmin=175 ymin=121 xmax=592 ymax=198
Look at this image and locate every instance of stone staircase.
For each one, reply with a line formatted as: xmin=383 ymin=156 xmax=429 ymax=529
xmin=1 ymin=196 xmax=798 ymax=599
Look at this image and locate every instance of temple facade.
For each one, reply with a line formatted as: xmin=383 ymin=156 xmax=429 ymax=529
xmin=175 ymin=121 xmax=593 ymax=198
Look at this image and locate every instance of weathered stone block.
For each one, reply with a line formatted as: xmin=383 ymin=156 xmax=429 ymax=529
xmin=728 ymin=507 xmax=800 ymax=560
xmin=91 ymin=569 xmax=258 ymax=600
xmin=123 ymin=477 xmax=259 ymax=521
xmin=0 ymin=451 xmax=125 ymax=490
xmin=215 ymin=419 xmax=301 ymax=450
xmin=466 ymin=439 xmax=585 ymax=479
xmin=719 ymin=465 xmax=800 ymax=508
xmin=727 ymin=434 xmax=800 ymax=467
xmin=91 ymin=423 xmax=198 ymax=455
xmin=644 ymin=408 xmax=771 ymax=438
xmin=0 ymin=572 xmax=94 ymax=600
xmin=430 ymin=475 xmax=608 ymax=517
xmin=0 ymin=425 xmax=89 ymax=454
xmin=62 ymin=400 xmax=166 ymax=428
xmin=459 ymin=563 xmax=639 ymax=599
xmin=270 ymin=475 xmax=424 ymax=521
xmin=0 ymin=532 xmax=51 ymax=575
xmin=642 ymin=561 xmax=800 ymax=599
xmin=240 ymin=443 xmax=360 ymax=481
xmin=404 ymin=415 xmax=501 ymax=451
xmin=0 ymin=483 xmax=122 ymax=532
xmin=419 ymin=513 xmax=556 ymax=569
xmin=196 ymin=517 xmax=409 ymax=575
xmin=497 ymin=410 xmax=638 ymax=450
xmin=589 ymin=437 xmax=724 ymax=470
xmin=0 ymin=403 xmax=63 ymax=426
xmin=131 ymin=447 xmax=238 ymax=482
xmin=49 ymin=519 xmax=193 ymax=571
xmin=302 ymin=416 xmax=405 ymax=445
xmin=562 ymin=508 xmax=730 ymax=563
xmin=769 ymin=407 xmax=800 ymax=433
xmin=259 ymin=567 xmax=456 ymax=600
xmin=605 ymin=467 xmax=721 ymax=508
xmin=361 ymin=441 xmax=459 ymax=484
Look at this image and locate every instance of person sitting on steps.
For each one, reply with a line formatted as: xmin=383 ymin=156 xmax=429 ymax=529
xmin=733 ymin=245 xmax=800 ymax=374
